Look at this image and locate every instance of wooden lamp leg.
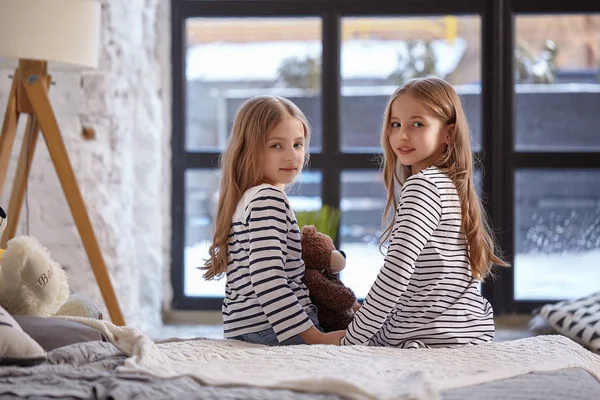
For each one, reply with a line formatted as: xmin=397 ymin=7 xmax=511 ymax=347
xmin=0 ymin=74 xmax=50 ymax=249
xmin=21 ymin=73 xmax=125 ymax=326
xmin=0 ymin=70 xmax=21 ymax=198
xmin=0 ymin=117 xmax=41 ymax=249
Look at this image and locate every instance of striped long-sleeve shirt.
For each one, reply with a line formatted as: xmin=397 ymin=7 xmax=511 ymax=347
xmin=222 ymin=184 xmax=314 ymax=342
xmin=341 ymin=166 xmax=494 ymax=348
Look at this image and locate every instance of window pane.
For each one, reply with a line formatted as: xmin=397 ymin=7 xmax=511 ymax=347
xmin=340 ymin=16 xmax=482 ymax=152
xmin=514 ymin=170 xmax=600 ymax=300
xmin=184 ymin=170 xmax=321 ymax=298
xmin=339 ymin=171 xmax=387 ymax=299
xmin=514 ymin=14 xmax=600 ymax=151
xmin=185 ymin=18 xmax=322 ymax=152
xmin=474 ymin=168 xmax=483 ymax=197
xmin=288 ymin=170 xmax=322 ymax=212
xmin=184 ymin=169 xmax=223 ymax=297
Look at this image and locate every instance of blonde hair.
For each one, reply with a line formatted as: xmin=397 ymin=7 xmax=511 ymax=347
xmin=202 ymin=95 xmax=311 ymax=280
xmin=379 ymin=76 xmax=508 ymax=281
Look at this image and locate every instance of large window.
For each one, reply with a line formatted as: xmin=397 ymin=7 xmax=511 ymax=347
xmin=512 ymin=13 xmax=600 ymax=303
xmin=171 ymin=0 xmax=600 ymax=312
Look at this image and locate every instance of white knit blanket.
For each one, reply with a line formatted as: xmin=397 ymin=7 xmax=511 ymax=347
xmin=64 ymin=317 xmax=600 ymax=400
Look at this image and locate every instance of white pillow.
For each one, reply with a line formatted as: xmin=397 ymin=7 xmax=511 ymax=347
xmin=540 ymin=291 xmax=600 ymax=354
xmin=0 ymin=304 xmax=46 ymax=366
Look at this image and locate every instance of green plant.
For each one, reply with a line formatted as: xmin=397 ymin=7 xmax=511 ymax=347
xmin=389 ymin=40 xmax=437 ymax=84
xmin=295 ymin=205 xmax=341 ymax=242
xmin=277 ymin=55 xmax=321 ymax=91
xmin=515 ymin=39 xmax=558 ymax=84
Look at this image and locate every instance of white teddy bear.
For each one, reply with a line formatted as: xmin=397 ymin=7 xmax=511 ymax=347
xmin=0 ymin=206 xmax=102 ymax=319
xmin=0 ymin=235 xmax=71 ymax=316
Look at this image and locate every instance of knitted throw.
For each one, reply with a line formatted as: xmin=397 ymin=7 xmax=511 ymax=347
xmin=64 ymin=317 xmax=600 ymax=400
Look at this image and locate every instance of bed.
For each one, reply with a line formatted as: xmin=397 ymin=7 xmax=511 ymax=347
xmin=2 ymin=314 xmax=600 ymax=400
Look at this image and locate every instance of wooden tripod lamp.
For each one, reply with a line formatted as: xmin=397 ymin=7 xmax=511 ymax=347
xmin=0 ymin=0 xmax=125 ymax=326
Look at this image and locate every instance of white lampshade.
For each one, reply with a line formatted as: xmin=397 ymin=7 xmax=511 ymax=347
xmin=0 ymin=0 xmax=101 ymax=71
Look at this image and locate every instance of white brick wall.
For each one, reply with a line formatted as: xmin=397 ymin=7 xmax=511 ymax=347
xmin=0 ymin=0 xmax=171 ymax=332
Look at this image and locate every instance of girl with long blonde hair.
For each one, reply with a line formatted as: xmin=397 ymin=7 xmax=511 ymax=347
xmin=341 ymin=76 xmax=508 ymax=348
xmin=203 ymin=95 xmax=345 ymax=346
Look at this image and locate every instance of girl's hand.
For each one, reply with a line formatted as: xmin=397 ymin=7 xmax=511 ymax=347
xmin=326 ymin=329 xmax=347 ymax=345
xmin=300 ymin=326 xmax=346 ymax=345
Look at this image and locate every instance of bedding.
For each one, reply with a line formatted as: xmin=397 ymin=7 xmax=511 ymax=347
xmin=1 ymin=339 xmax=599 ymax=400
xmin=3 ymin=317 xmax=597 ymax=400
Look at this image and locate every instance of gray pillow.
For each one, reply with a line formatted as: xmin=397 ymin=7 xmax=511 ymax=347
xmin=0 ymin=305 xmax=47 ymax=366
xmin=13 ymin=316 xmax=109 ymax=352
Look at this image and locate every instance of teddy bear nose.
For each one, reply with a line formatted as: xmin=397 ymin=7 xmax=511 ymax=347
xmin=339 ymin=250 xmax=346 ymax=259
xmin=0 ymin=206 xmax=5 ymax=219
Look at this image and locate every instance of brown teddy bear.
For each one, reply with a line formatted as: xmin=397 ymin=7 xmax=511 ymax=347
xmin=301 ymin=225 xmax=360 ymax=332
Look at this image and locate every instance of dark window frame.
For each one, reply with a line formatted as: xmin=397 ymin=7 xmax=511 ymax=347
xmin=171 ymin=0 xmax=600 ymax=312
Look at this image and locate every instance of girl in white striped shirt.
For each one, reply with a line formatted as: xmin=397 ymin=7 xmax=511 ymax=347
xmin=341 ymin=77 xmax=508 ymax=348
xmin=202 ymin=96 xmax=345 ymax=346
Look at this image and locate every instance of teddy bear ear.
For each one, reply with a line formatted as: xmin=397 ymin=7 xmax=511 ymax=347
xmin=302 ymin=225 xmax=317 ymax=235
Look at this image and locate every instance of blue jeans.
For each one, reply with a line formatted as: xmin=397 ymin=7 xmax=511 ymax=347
xmin=232 ymin=305 xmax=322 ymax=346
